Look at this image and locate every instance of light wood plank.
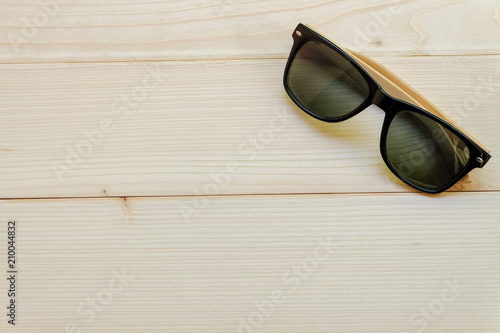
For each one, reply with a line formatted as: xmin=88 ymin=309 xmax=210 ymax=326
xmin=0 ymin=2 xmax=497 ymax=333
xmin=0 ymin=56 xmax=498 ymax=198
xmin=0 ymin=193 xmax=499 ymax=332
xmin=0 ymin=0 xmax=499 ymax=63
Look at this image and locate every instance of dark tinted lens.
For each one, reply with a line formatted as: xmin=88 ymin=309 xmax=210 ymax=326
xmin=386 ymin=110 xmax=471 ymax=191
xmin=286 ymin=40 xmax=370 ymax=120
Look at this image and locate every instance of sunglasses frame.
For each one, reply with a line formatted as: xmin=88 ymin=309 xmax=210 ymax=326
xmin=283 ymin=23 xmax=491 ymax=193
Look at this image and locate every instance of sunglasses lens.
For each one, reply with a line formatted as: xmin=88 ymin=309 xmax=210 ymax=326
xmin=286 ymin=40 xmax=370 ymax=120
xmin=385 ymin=110 xmax=471 ymax=191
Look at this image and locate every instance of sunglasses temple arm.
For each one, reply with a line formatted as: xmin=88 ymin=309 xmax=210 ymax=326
xmin=343 ymin=48 xmax=490 ymax=154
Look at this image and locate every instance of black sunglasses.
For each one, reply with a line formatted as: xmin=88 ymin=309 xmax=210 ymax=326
xmin=283 ymin=23 xmax=491 ymax=193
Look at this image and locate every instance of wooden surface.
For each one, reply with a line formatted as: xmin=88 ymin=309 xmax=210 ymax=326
xmin=0 ymin=0 xmax=499 ymax=332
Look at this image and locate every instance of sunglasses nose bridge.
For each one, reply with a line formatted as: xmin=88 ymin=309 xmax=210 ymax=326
xmin=372 ymin=89 xmax=396 ymax=113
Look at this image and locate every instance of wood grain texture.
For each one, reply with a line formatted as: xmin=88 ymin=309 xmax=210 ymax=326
xmin=0 ymin=56 xmax=498 ymax=198
xmin=0 ymin=0 xmax=499 ymax=63
xmin=0 ymin=193 xmax=499 ymax=332
xmin=0 ymin=1 xmax=498 ymax=332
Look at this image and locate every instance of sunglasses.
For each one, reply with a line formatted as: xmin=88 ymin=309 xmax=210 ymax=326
xmin=283 ymin=23 xmax=491 ymax=193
